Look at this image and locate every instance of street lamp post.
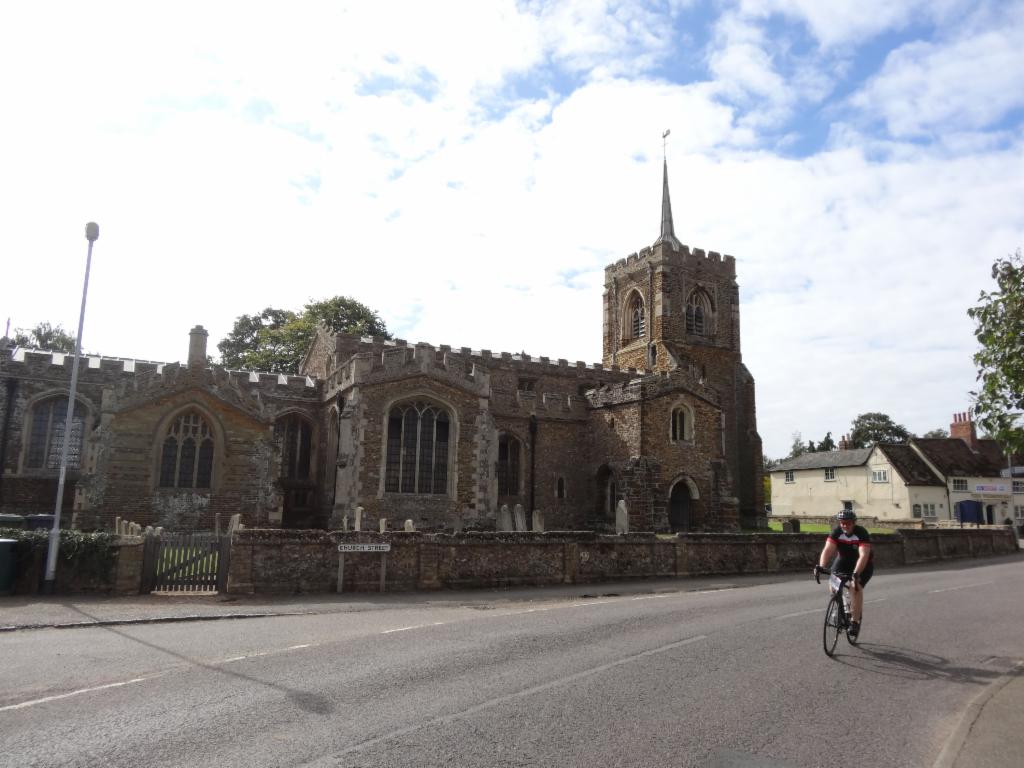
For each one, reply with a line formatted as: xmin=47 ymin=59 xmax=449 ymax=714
xmin=43 ymin=222 xmax=99 ymax=594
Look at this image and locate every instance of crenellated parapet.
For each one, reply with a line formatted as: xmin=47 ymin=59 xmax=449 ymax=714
xmin=506 ymin=390 xmax=590 ymax=420
xmin=104 ymin=361 xmax=320 ymax=421
xmin=585 ymin=366 xmax=721 ymax=409
xmin=322 ymin=334 xmax=633 ymax=398
xmin=605 ymin=242 xmax=737 ymax=285
xmin=1 ymin=345 xmax=321 ymax=425
xmin=2 ymin=347 xmax=171 ymax=387
xmin=328 ymin=341 xmax=490 ymax=399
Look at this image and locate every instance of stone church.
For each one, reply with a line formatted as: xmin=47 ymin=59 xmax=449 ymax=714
xmin=0 ymin=163 xmax=763 ymax=533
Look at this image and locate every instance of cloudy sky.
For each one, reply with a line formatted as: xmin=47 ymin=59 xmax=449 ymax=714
xmin=2 ymin=0 xmax=1022 ymax=459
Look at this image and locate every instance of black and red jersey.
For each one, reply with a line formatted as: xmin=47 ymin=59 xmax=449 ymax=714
xmin=827 ymin=524 xmax=873 ymax=573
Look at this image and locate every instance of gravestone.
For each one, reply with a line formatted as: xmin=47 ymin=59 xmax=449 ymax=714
xmin=404 ymin=519 xmax=415 ymax=532
xmin=354 ymin=506 xmax=363 ymax=532
xmin=498 ymin=504 xmax=513 ymax=532
xmin=615 ymin=499 xmax=629 ymax=534
xmin=532 ymin=509 xmax=545 ymax=532
xmin=513 ymin=504 xmax=527 ymax=532
xmin=379 ymin=518 xmax=388 ymax=533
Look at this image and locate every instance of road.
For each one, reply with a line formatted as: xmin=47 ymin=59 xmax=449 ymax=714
xmin=2 ymin=558 xmax=1022 ymax=767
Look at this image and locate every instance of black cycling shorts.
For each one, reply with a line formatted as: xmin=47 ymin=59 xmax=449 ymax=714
xmin=834 ymin=562 xmax=873 ymax=587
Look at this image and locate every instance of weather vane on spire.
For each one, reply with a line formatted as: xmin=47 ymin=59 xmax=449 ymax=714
xmin=662 ymin=128 xmax=671 ymax=159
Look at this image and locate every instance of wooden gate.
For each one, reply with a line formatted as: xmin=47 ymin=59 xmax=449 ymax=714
xmin=141 ymin=532 xmax=231 ymax=594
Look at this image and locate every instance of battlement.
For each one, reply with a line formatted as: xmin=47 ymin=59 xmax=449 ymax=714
xmin=1 ymin=346 xmax=319 ymax=401
xmin=4 ymin=347 xmax=168 ymax=378
xmin=510 ymin=390 xmax=590 ymax=418
xmin=223 ymin=369 xmax=319 ymax=392
xmin=605 ymin=241 xmax=737 ymax=279
xmin=325 ymin=334 xmax=628 ymax=392
xmin=585 ymin=366 xmax=721 ymax=409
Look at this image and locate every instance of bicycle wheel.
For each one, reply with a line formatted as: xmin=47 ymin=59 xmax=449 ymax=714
xmin=823 ymin=596 xmax=842 ymax=657
xmin=846 ymin=615 xmax=861 ymax=645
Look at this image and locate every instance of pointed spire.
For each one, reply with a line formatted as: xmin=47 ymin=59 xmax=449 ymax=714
xmin=655 ymin=130 xmax=682 ymax=250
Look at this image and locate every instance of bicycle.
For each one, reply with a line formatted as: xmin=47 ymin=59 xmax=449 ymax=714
xmin=814 ymin=565 xmax=860 ymax=656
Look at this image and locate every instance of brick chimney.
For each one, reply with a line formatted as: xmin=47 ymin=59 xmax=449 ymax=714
xmin=188 ymin=325 xmax=209 ymax=368
xmin=950 ymin=411 xmax=977 ymax=450
xmin=837 ymin=434 xmax=850 ymax=450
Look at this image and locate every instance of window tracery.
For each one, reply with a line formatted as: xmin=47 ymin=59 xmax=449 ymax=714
xmin=159 ymin=410 xmax=215 ymax=489
xmin=685 ymin=290 xmax=713 ymax=336
xmin=384 ymin=401 xmax=450 ymax=494
xmin=27 ymin=397 xmax=86 ymax=470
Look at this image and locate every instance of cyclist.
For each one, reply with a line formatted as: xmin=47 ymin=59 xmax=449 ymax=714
xmin=815 ymin=509 xmax=873 ymax=638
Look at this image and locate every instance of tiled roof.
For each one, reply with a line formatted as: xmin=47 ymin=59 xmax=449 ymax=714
xmin=772 ymin=448 xmax=872 ymax=472
xmin=876 ymin=444 xmax=943 ymax=486
xmin=975 ymin=439 xmax=1008 ymax=469
xmin=912 ymin=438 xmax=1004 ymax=477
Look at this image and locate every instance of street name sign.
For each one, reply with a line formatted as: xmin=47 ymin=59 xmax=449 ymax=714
xmin=337 ymin=543 xmax=391 ymax=553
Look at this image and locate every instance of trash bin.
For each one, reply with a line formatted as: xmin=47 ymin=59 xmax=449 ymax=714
xmin=0 ymin=514 xmax=25 ymax=530
xmin=0 ymin=539 xmax=16 ymax=595
xmin=24 ymin=514 xmax=55 ymax=531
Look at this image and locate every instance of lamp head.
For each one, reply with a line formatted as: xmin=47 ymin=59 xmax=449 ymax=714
xmin=85 ymin=222 xmax=99 ymax=242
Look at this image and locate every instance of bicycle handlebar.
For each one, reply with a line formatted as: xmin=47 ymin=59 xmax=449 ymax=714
xmin=814 ymin=566 xmax=854 ymax=585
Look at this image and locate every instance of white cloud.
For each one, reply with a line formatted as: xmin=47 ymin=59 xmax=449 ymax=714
xmin=850 ymin=24 xmax=1024 ymax=138
xmin=736 ymin=0 xmax=972 ymax=48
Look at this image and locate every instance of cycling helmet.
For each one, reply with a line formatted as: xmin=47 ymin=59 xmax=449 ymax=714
xmin=837 ymin=509 xmax=857 ymax=521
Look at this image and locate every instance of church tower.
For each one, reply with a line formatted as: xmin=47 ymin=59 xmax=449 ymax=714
xmin=602 ymin=146 xmax=763 ymax=526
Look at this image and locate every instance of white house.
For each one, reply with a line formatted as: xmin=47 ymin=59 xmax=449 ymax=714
xmin=770 ymin=412 xmax=1022 ymax=525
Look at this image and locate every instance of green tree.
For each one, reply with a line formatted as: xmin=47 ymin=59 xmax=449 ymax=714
xmin=787 ymin=431 xmax=806 ymax=459
xmin=12 ymin=322 xmax=77 ymax=353
xmin=218 ymin=296 xmax=390 ymax=374
xmin=817 ymin=431 xmax=836 ymax=451
xmin=921 ymin=428 xmax=949 ymax=439
xmin=967 ymin=249 xmax=1024 ymax=458
xmin=848 ymin=412 xmax=913 ymax=448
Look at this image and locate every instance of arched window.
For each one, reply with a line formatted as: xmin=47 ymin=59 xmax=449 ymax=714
xmin=384 ymin=401 xmax=450 ymax=494
xmin=685 ymin=290 xmax=713 ymax=336
xmin=27 ymin=397 xmax=86 ymax=469
xmin=274 ymin=414 xmax=312 ymax=480
xmin=671 ymin=404 xmax=694 ymax=442
xmin=497 ymin=433 xmax=521 ymax=497
xmin=626 ymin=292 xmax=645 ymax=339
xmin=159 ymin=411 xmax=215 ymax=489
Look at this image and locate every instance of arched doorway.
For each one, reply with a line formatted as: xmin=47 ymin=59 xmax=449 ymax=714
xmin=669 ymin=480 xmax=693 ymax=532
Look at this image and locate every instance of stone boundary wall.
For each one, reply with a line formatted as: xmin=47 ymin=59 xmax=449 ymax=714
xmin=226 ymin=528 xmax=1019 ymax=595
xmin=7 ymin=538 xmax=144 ymax=596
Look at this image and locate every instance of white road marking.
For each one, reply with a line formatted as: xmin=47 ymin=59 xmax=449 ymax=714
xmin=776 ymin=608 xmax=820 ymax=620
xmin=0 ymin=675 xmax=159 ymax=712
xmin=777 ymin=596 xmax=886 ymax=620
xmin=382 ymin=622 xmax=444 ymax=634
xmin=929 ymin=582 xmax=993 ymax=594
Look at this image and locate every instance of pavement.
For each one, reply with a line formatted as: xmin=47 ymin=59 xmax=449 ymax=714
xmin=1 ymin=577 xmax=1021 ymax=768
